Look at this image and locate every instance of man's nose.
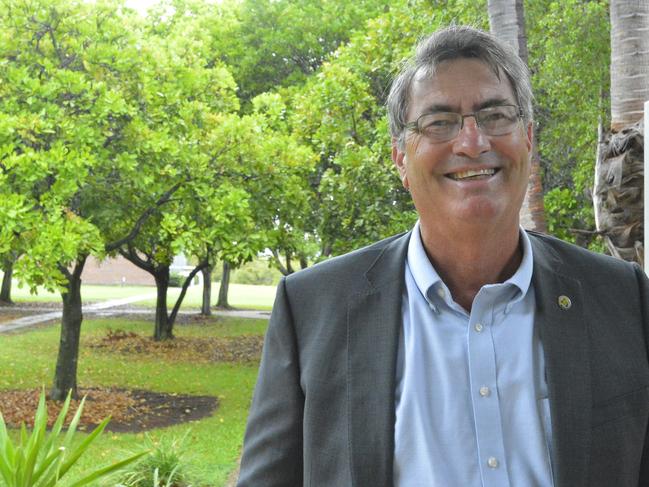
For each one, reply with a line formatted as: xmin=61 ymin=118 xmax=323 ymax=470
xmin=452 ymin=116 xmax=491 ymax=158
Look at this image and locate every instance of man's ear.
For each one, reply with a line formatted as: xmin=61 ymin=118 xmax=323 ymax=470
xmin=391 ymin=138 xmax=409 ymax=190
xmin=526 ymin=121 xmax=534 ymax=157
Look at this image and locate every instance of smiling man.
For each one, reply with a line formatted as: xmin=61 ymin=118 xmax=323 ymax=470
xmin=237 ymin=26 xmax=649 ymax=487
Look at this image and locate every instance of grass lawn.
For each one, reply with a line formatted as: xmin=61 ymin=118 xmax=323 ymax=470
xmin=7 ymin=281 xmax=277 ymax=310
xmin=0 ymin=315 xmax=268 ymax=486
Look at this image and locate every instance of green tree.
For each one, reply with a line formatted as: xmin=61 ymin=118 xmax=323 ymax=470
xmin=216 ymin=0 xmax=389 ymax=104
xmin=0 ymin=0 xmax=145 ymax=399
xmin=527 ymin=0 xmax=610 ymax=247
xmin=0 ymin=0 xmax=218 ymax=397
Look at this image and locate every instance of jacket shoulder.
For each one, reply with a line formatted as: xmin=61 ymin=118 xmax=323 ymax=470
xmin=527 ymin=231 xmax=638 ymax=276
xmin=284 ymin=232 xmax=407 ymax=293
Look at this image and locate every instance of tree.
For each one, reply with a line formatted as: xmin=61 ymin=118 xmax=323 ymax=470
xmin=488 ymin=0 xmax=546 ymax=233
xmin=215 ymin=0 xmax=389 ymax=104
xmin=0 ymin=0 xmax=209 ymax=397
xmin=593 ymin=0 xmax=649 ymax=264
xmin=526 ymin=0 xmax=609 ymax=248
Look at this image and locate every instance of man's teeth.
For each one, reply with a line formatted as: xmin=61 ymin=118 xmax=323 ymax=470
xmin=449 ymin=168 xmax=496 ymax=180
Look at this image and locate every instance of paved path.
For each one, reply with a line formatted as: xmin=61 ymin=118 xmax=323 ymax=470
xmin=0 ymin=293 xmax=270 ymax=333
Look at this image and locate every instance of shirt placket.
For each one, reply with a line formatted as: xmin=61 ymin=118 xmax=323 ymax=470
xmin=467 ymin=294 xmax=510 ymax=487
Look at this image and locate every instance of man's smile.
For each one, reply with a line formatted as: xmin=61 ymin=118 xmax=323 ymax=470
xmin=445 ymin=167 xmax=500 ymax=181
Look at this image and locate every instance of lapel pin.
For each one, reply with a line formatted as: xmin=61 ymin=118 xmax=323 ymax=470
xmin=557 ymin=295 xmax=572 ymax=310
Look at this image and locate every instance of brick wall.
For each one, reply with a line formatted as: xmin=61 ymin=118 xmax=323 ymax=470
xmin=82 ymin=256 xmax=155 ymax=286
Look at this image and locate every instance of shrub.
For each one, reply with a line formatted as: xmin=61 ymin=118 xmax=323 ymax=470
xmin=0 ymin=389 xmax=145 ymax=487
xmin=168 ymin=273 xmax=184 ymax=288
xmin=115 ymin=432 xmax=192 ymax=487
xmin=230 ymin=259 xmax=282 ymax=286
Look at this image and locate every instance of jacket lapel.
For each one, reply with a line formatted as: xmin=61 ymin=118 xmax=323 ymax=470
xmin=531 ymin=235 xmax=591 ymax=487
xmin=348 ymin=232 xmax=410 ymax=487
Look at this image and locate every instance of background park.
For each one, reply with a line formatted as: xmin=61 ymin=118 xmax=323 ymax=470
xmin=0 ymin=0 xmax=646 ymax=485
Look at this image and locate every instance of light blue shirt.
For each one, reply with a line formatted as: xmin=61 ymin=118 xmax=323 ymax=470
xmin=394 ymin=222 xmax=554 ymax=487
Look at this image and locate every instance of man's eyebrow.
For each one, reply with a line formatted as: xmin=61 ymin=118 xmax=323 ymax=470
xmin=419 ymin=98 xmax=514 ymax=115
xmin=475 ymin=98 xmax=513 ymax=111
xmin=420 ymin=103 xmax=455 ymax=114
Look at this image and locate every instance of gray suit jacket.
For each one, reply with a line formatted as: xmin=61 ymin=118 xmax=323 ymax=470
xmin=238 ymin=231 xmax=649 ymax=487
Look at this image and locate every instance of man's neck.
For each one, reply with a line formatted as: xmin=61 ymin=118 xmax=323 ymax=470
xmin=418 ymin=222 xmax=523 ymax=312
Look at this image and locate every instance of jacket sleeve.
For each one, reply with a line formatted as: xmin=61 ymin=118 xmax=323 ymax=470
xmin=634 ymin=264 xmax=649 ymax=486
xmin=237 ymin=277 xmax=305 ymax=486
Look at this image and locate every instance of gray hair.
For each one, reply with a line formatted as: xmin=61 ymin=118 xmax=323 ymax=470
xmin=387 ymin=25 xmax=533 ymax=148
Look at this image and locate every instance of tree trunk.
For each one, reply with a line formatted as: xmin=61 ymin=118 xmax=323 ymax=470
xmin=216 ymin=261 xmax=231 ymax=309
xmin=594 ymin=120 xmax=645 ymax=264
xmin=50 ymin=257 xmax=87 ymax=401
xmin=201 ymin=265 xmax=212 ymax=316
xmin=271 ymin=249 xmax=290 ymax=275
xmin=594 ymin=0 xmax=649 ymax=264
xmin=0 ymin=257 xmax=14 ymax=304
xmin=153 ymin=266 xmax=173 ymax=341
xmin=488 ymin=0 xmax=547 ymax=233
xmin=610 ymin=0 xmax=649 ymax=131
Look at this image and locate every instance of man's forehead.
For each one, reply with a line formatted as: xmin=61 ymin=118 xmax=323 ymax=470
xmin=409 ymin=59 xmax=514 ymax=112
xmin=412 ymin=57 xmax=503 ymax=84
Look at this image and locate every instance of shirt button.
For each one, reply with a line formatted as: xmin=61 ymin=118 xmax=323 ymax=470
xmin=474 ymin=323 xmax=484 ymax=333
xmin=437 ymin=288 xmax=446 ymax=298
xmin=479 ymin=386 xmax=491 ymax=397
xmin=487 ymin=457 xmax=499 ymax=469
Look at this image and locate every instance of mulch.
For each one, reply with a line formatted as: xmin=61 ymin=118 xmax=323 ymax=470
xmin=86 ymin=327 xmax=264 ymax=363
xmin=0 ymin=387 xmax=218 ymax=433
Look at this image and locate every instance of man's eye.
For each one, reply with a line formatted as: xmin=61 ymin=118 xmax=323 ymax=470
xmin=421 ymin=116 xmax=456 ymax=129
xmin=482 ymin=112 xmax=508 ymax=122
xmin=426 ymin=119 xmax=452 ymax=127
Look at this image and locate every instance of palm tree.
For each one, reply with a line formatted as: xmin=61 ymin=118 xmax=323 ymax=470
xmin=488 ymin=0 xmax=547 ymax=233
xmin=593 ymin=0 xmax=649 ymax=265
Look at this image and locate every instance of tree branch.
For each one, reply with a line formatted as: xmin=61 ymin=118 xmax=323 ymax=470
xmin=169 ymin=259 xmax=208 ymax=326
xmin=119 ymin=243 xmax=154 ymax=273
xmin=271 ymin=248 xmax=290 ymax=276
xmin=105 ymin=180 xmax=185 ymax=252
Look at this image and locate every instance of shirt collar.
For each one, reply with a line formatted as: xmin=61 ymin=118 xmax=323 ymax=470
xmin=406 ymin=220 xmax=534 ymax=307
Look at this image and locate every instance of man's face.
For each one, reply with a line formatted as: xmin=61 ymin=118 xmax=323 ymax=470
xmin=392 ymin=58 xmax=532 ymax=231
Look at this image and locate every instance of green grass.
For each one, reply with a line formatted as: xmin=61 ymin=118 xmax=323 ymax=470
xmin=7 ymin=281 xmax=276 ymax=310
xmin=10 ymin=283 xmax=157 ymax=303
xmin=0 ymin=315 xmax=268 ymax=486
xmin=146 ymin=283 xmax=277 ymax=310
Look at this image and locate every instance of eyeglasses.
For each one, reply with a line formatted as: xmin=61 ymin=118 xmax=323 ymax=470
xmin=404 ymin=104 xmax=523 ymax=143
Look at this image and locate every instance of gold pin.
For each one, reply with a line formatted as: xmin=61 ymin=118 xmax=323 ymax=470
xmin=558 ymin=295 xmax=572 ymax=310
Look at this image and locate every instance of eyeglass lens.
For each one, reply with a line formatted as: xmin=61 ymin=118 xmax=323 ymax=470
xmin=416 ymin=105 xmax=520 ymax=142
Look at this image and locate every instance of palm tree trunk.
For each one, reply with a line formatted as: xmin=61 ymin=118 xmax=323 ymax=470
xmin=610 ymin=0 xmax=649 ymax=130
xmin=594 ymin=0 xmax=649 ymax=264
xmin=488 ymin=0 xmax=547 ymax=233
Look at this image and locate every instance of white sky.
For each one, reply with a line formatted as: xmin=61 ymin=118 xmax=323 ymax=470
xmin=124 ymin=0 xmax=159 ymax=15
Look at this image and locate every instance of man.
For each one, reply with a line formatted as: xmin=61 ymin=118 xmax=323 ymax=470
xmin=238 ymin=26 xmax=649 ymax=487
